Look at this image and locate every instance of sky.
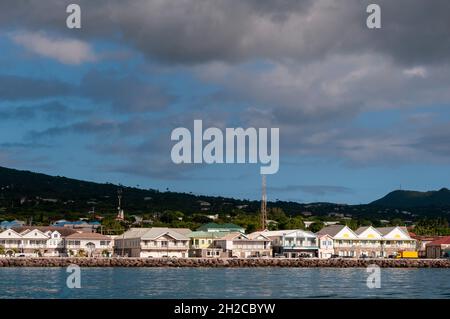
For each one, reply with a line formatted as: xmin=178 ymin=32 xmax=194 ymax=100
xmin=1 ymin=0 xmax=450 ymax=204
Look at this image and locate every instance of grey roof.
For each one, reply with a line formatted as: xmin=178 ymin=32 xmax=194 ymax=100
xmin=316 ymin=225 xmax=346 ymax=237
xmin=376 ymin=226 xmax=409 ymax=236
xmin=355 ymin=226 xmax=370 ymax=235
xmin=12 ymin=226 xmax=77 ymax=237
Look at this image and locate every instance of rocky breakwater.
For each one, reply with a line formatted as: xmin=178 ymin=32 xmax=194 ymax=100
xmin=1 ymin=257 xmax=450 ymax=268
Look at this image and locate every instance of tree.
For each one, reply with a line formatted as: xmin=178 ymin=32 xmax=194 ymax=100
xmin=192 ymin=215 xmax=213 ymax=224
xmin=390 ymin=218 xmax=404 ymax=226
xmin=343 ymin=219 xmax=358 ymax=230
xmin=268 ymin=207 xmax=287 ymax=221
xmin=160 ymin=210 xmax=184 ymax=223
xmin=77 ymin=249 xmax=86 ymax=257
xmin=309 ymin=221 xmax=325 ymax=233
xmin=245 ymin=222 xmax=258 ymax=233
xmin=284 ymin=216 xmax=305 ymax=230
xmin=0 ymin=246 xmax=5 ymax=256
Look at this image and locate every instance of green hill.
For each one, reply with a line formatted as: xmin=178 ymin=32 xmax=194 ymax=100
xmin=370 ymin=188 xmax=450 ymax=208
xmin=1 ymin=166 xmax=449 ymax=222
xmin=0 ymin=166 xmax=261 ymax=218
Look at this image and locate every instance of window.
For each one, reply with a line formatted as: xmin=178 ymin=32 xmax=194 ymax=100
xmin=161 ymin=241 xmax=168 ymax=247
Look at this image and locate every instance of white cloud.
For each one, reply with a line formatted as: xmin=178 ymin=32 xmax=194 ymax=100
xmin=404 ymin=66 xmax=427 ymax=78
xmin=11 ymin=32 xmax=97 ymax=65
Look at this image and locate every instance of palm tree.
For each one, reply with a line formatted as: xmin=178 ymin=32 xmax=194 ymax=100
xmin=77 ymin=249 xmax=86 ymax=257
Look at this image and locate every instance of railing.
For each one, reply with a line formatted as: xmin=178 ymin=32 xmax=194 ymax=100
xmin=141 ymin=245 xmax=188 ymax=250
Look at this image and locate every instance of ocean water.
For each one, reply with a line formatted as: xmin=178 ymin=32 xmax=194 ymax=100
xmin=0 ymin=267 xmax=449 ymax=299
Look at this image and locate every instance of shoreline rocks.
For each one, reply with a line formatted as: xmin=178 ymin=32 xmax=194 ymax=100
xmin=0 ymin=257 xmax=449 ymax=268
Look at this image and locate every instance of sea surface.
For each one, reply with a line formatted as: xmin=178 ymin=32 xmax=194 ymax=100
xmin=0 ymin=267 xmax=449 ymax=299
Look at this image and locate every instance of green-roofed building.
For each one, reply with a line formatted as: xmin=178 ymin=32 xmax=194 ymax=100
xmin=187 ymin=230 xmax=232 ymax=258
xmin=197 ymin=223 xmax=245 ymax=233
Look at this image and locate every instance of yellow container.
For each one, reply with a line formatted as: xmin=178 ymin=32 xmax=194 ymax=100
xmin=396 ymin=251 xmax=418 ymax=258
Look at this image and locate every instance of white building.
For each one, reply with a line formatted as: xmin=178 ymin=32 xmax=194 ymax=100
xmin=316 ymin=225 xmax=417 ymax=258
xmin=215 ymin=232 xmax=272 ymax=258
xmin=318 ymin=234 xmax=334 ymax=258
xmin=0 ymin=226 xmax=111 ymax=257
xmin=65 ymin=232 xmax=113 ymax=257
xmin=249 ymin=229 xmax=318 ymax=257
xmin=114 ymin=227 xmax=191 ymax=258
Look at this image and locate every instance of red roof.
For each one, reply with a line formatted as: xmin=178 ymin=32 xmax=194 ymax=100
xmin=427 ymin=236 xmax=450 ymax=246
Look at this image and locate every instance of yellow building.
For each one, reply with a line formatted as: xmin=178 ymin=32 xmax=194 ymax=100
xmin=189 ymin=231 xmax=228 ymax=249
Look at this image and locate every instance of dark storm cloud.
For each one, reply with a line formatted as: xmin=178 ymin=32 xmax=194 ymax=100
xmin=0 ymin=101 xmax=89 ymax=121
xmin=0 ymin=71 xmax=173 ymax=114
xmin=411 ymin=124 xmax=450 ymax=157
xmin=0 ymin=74 xmax=72 ymax=100
xmin=1 ymin=0 xmax=450 ymax=65
xmin=79 ymin=71 xmax=174 ymax=113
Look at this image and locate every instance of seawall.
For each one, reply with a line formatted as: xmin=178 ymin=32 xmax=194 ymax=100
xmin=1 ymin=257 xmax=450 ymax=268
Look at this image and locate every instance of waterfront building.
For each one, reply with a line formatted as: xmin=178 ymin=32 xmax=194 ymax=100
xmin=249 ymin=229 xmax=318 ymax=258
xmin=65 ymin=232 xmax=113 ymax=257
xmin=0 ymin=228 xmax=22 ymax=255
xmin=188 ymin=231 xmax=229 ymax=258
xmin=14 ymin=226 xmax=78 ymax=256
xmin=318 ymin=234 xmax=334 ymax=258
xmin=197 ymin=223 xmax=245 ymax=233
xmin=114 ymin=227 xmax=191 ymax=258
xmin=0 ymin=226 xmax=111 ymax=257
xmin=426 ymin=236 xmax=450 ymax=258
xmin=317 ymin=225 xmax=359 ymax=257
xmin=410 ymin=233 xmax=443 ymax=257
xmin=214 ymin=232 xmax=272 ymax=258
xmin=317 ymin=225 xmax=417 ymax=258
xmin=377 ymin=226 xmax=417 ymax=257
xmin=354 ymin=226 xmax=384 ymax=258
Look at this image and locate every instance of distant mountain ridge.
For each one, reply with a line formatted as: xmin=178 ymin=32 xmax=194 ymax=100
xmin=370 ymin=188 xmax=450 ymax=208
xmin=0 ymin=166 xmax=449 ymax=220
